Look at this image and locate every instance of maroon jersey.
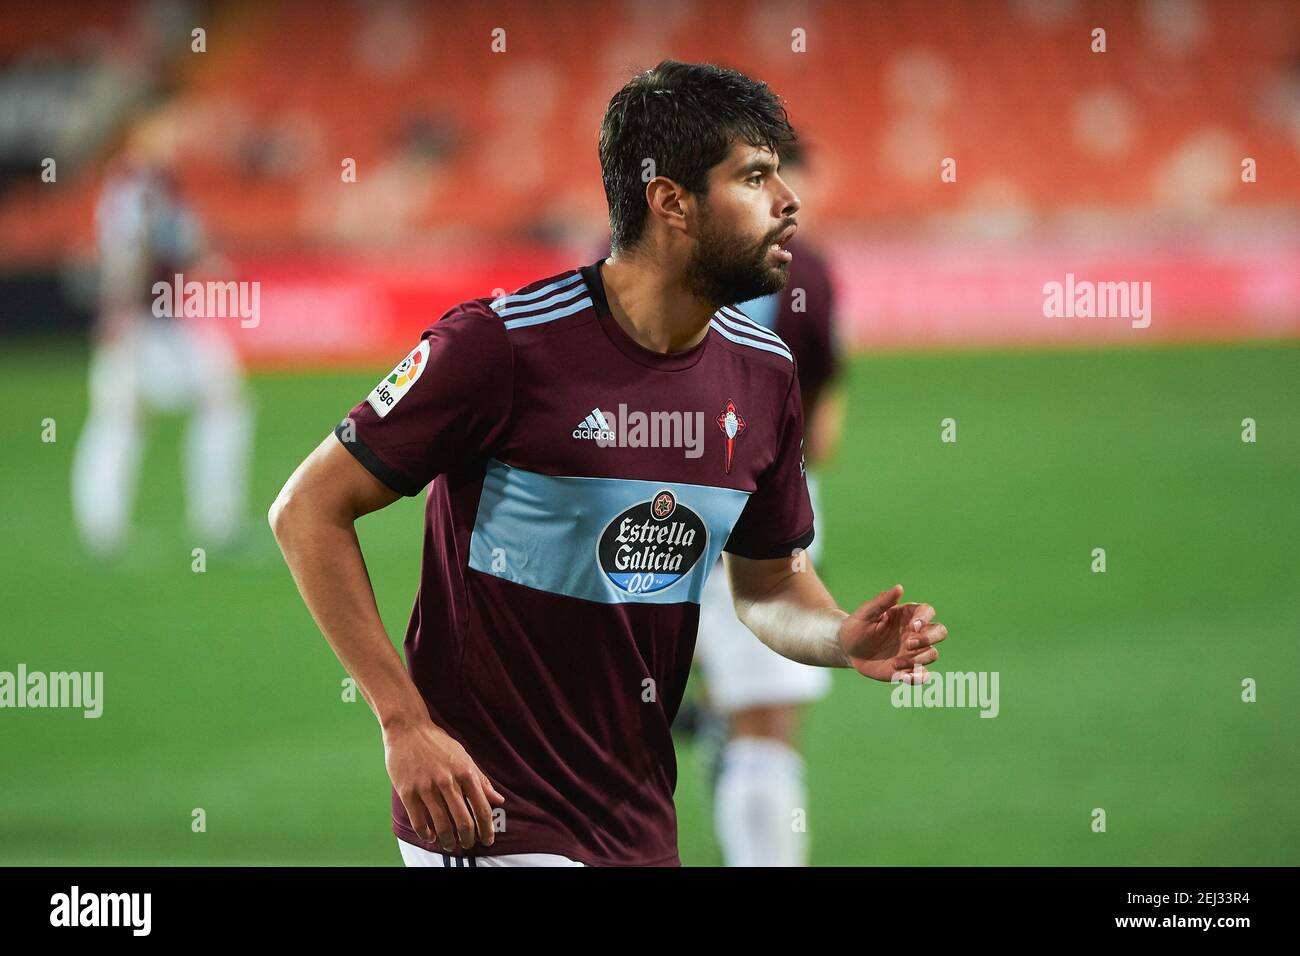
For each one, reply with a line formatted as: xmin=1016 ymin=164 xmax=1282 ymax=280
xmin=768 ymin=237 xmax=841 ymax=418
xmin=336 ymin=260 xmax=814 ymax=865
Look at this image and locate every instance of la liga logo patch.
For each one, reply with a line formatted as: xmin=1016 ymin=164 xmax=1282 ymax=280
xmin=367 ymin=339 xmax=430 ymax=418
xmin=388 ymin=348 xmax=424 ymax=387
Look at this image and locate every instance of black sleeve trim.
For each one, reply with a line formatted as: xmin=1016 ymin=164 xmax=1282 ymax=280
xmin=723 ymin=523 xmax=815 ymax=561
xmin=333 ymin=422 xmax=424 ymax=497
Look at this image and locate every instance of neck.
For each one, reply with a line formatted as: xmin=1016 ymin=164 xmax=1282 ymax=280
xmin=599 ymin=250 xmax=715 ymax=354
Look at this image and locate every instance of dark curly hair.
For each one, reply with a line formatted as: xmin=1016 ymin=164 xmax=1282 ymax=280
xmin=598 ymin=60 xmax=798 ymax=254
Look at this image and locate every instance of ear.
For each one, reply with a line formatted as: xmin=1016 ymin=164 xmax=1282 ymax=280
xmin=644 ymin=177 xmax=692 ymax=236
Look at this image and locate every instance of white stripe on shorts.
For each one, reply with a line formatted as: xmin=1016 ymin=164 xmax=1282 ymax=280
xmin=397 ymin=839 xmax=585 ymax=867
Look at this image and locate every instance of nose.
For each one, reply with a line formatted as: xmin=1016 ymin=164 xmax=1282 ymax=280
xmin=779 ymin=183 xmax=800 ymax=219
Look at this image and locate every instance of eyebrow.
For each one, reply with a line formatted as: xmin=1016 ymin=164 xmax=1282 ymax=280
xmin=738 ymin=156 xmax=779 ymax=177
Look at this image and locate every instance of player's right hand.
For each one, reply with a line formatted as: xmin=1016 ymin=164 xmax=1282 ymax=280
xmin=383 ymin=720 xmax=506 ymax=851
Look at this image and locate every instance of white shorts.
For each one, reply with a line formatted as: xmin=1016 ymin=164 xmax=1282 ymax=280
xmin=693 ymin=474 xmax=831 ymax=714
xmin=88 ymin=315 xmax=243 ymax=415
xmin=397 ymin=839 xmax=584 ymax=868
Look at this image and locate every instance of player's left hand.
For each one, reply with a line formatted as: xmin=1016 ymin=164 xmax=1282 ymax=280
xmin=837 ymin=584 xmax=947 ymax=683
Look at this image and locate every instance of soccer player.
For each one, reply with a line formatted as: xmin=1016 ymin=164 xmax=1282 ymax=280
xmin=692 ymin=139 xmax=845 ymax=866
xmin=73 ymin=116 xmax=252 ymax=557
xmin=270 ymin=60 xmax=948 ymax=867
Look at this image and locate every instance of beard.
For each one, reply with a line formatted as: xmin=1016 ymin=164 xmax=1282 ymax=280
xmin=682 ymin=209 xmax=791 ymax=308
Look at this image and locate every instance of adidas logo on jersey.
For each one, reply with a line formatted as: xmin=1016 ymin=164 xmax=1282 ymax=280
xmin=573 ymin=408 xmax=616 ymax=442
xmin=570 ymin=404 xmax=708 ymax=458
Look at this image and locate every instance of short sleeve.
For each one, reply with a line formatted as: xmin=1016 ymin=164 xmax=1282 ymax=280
xmin=723 ymin=369 xmax=816 ymax=559
xmin=334 ymin=303 xmax=512 ymax=496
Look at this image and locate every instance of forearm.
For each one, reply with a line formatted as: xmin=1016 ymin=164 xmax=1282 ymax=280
xmin=731 ymin=562 xmax=852 ymax=668
xmin=270 ymin=498 xmax=428 ymax=732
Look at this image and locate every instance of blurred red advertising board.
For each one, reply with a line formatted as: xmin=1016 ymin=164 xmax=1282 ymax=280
xmin=209 ymin=241 xmax=1299 ymax=369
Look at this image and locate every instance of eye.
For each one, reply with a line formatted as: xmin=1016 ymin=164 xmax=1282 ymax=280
xmin=746 ymin=173 xmax=763 ymax=186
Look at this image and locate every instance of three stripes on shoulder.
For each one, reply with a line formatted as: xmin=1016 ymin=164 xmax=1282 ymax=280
xmin=490 ymin=272 xmax=792 ymax=362
xmin=490 ymin=272 xmax=592 ymax=331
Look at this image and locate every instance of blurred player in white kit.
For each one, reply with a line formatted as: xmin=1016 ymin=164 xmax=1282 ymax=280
xmin=692 ymin=141 xmax=845 ymax=866
xmin=73 ymin=117 xmax=253 ymax=556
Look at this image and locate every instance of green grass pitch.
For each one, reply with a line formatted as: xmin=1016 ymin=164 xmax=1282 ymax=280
xmin=2 ymin=340 xmax=1296 ymax=865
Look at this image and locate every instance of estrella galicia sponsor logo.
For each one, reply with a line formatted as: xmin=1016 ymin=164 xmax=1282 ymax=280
xmin=597 ymin=489 xmax=707 ymax=594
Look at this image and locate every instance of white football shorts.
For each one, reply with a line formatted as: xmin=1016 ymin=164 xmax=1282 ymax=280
xmin=693 ymin=473 xmax=831 ymax=714
xmin=398 ymin=839 xmax=584 ymax=867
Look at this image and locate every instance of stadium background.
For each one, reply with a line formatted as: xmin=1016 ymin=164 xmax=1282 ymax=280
xmin=1 ymin=0 xmax=1297 ymax=865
